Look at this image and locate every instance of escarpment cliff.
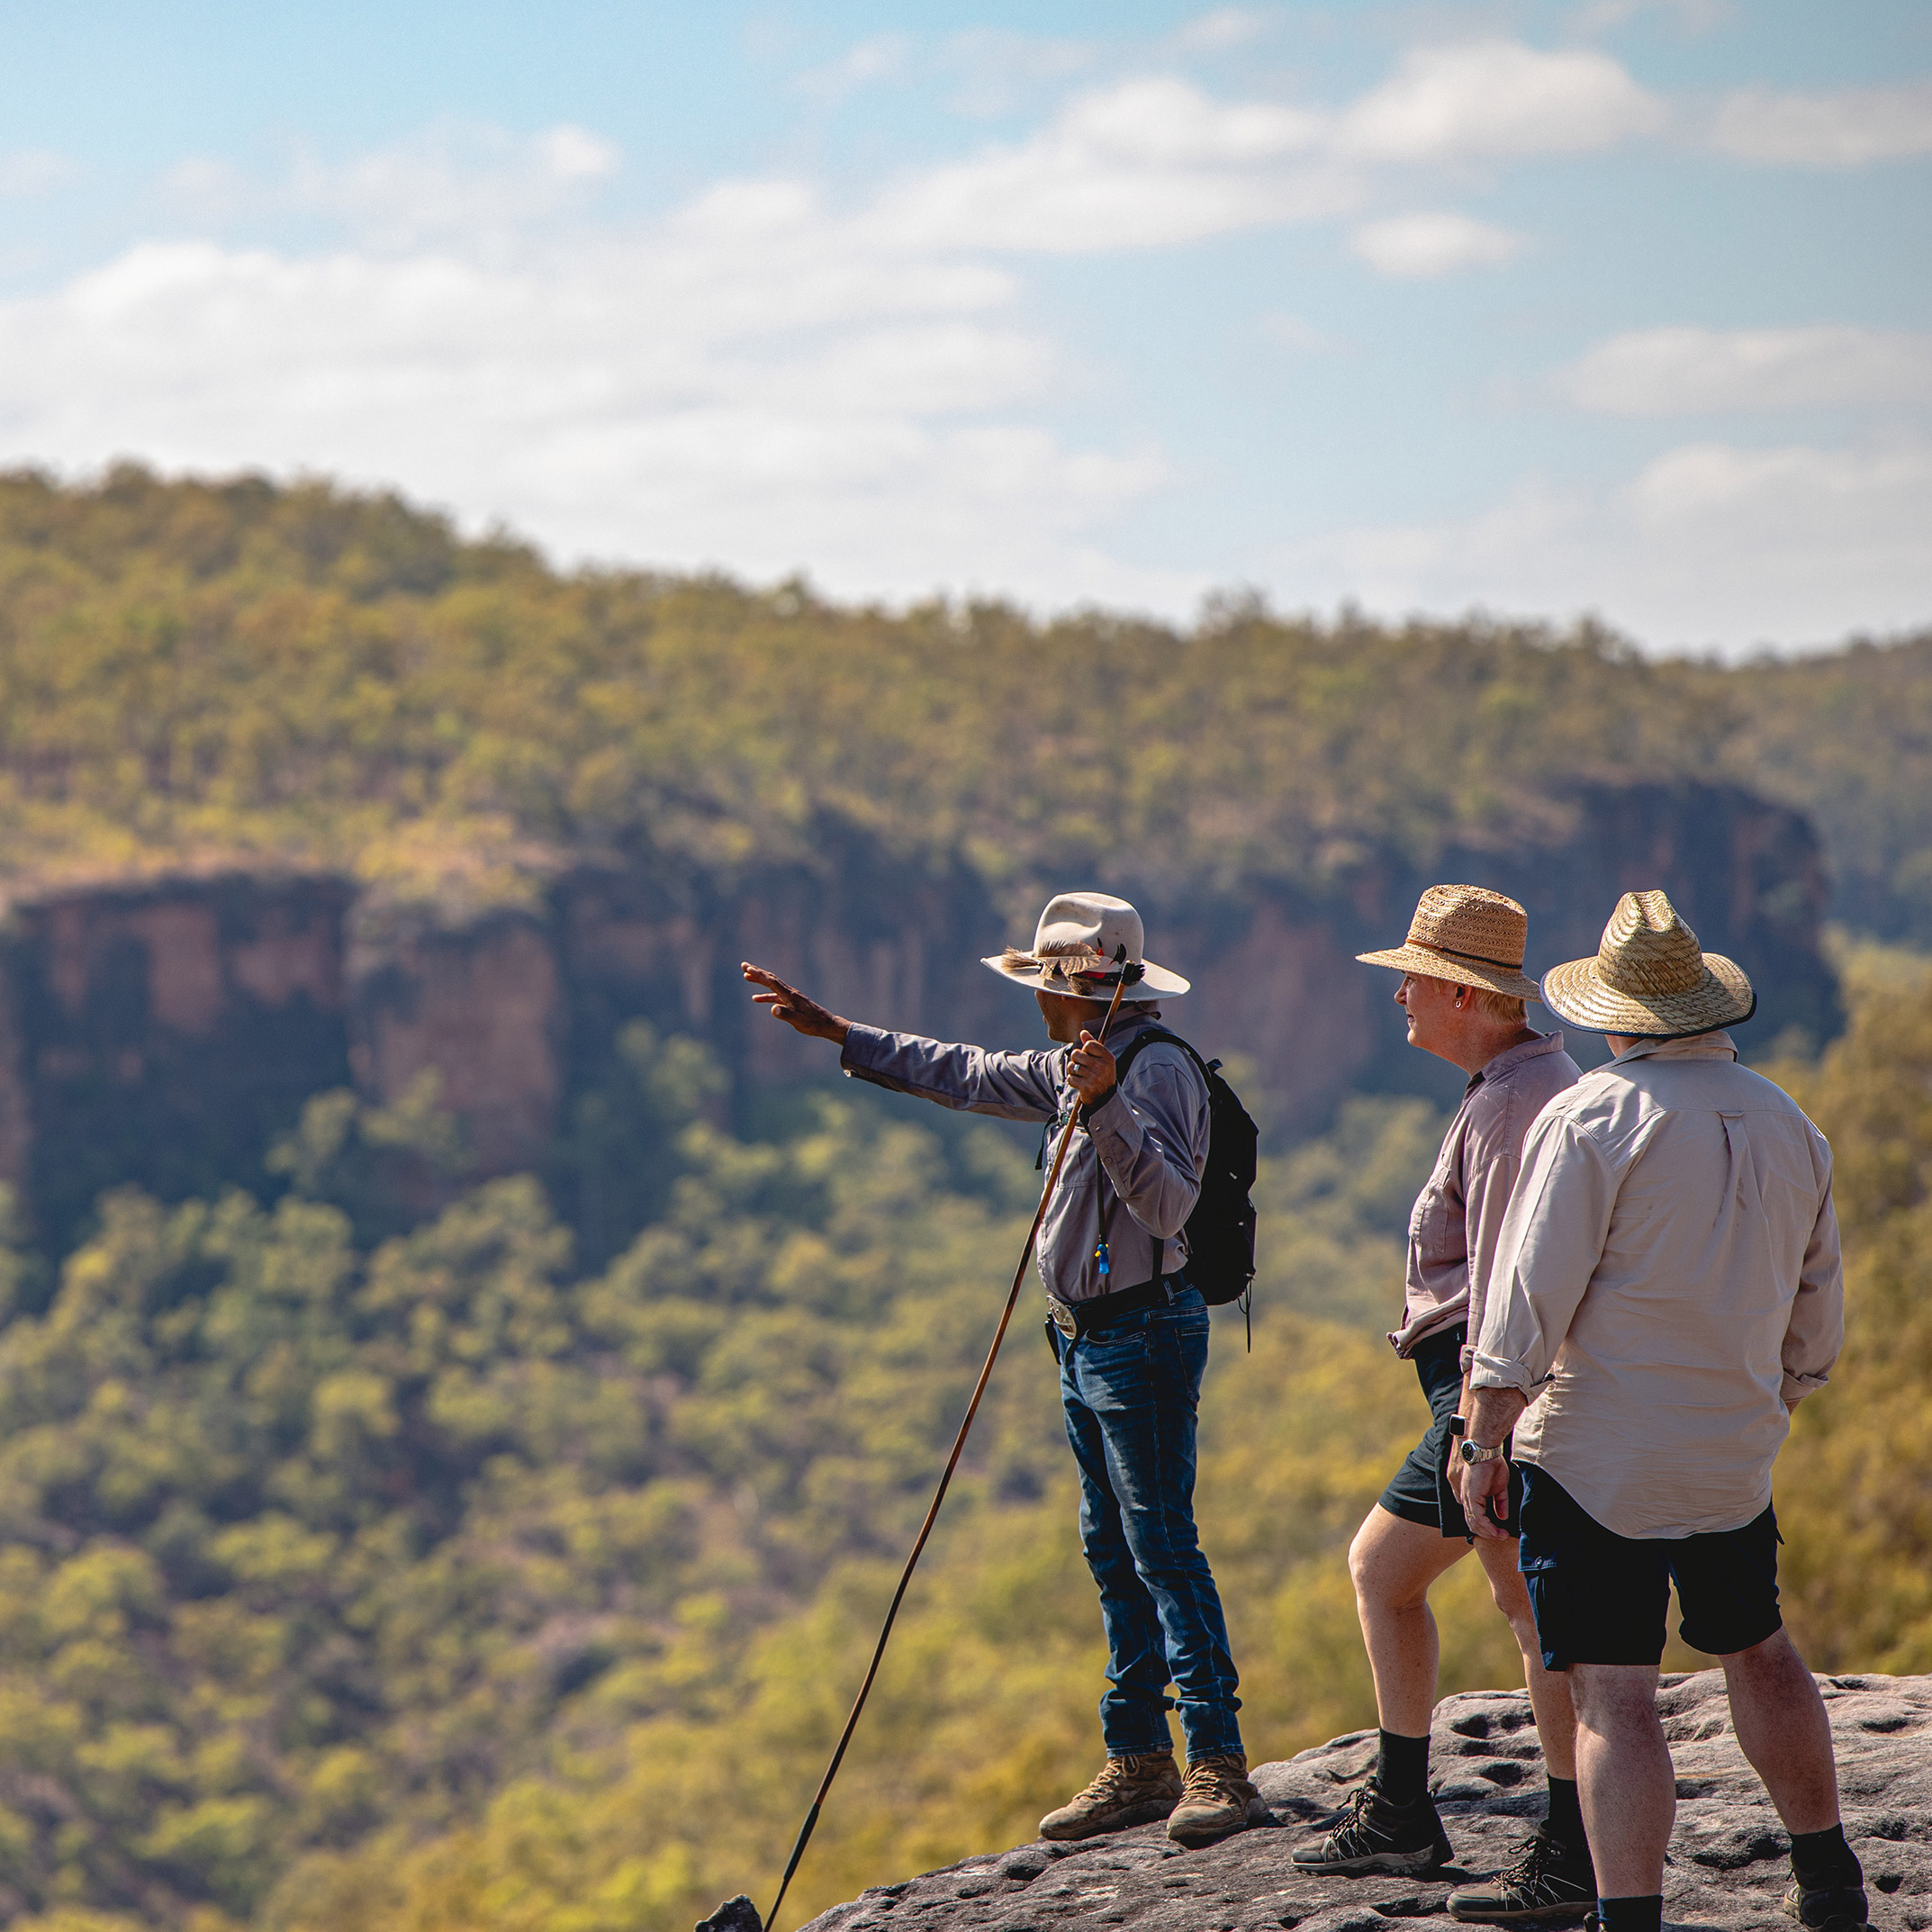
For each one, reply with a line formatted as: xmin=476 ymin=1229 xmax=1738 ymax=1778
xmin=0 ymin=778 xmax=1837 ymax=1253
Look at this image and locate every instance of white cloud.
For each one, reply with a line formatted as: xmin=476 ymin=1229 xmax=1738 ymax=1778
xmin=1168 ymin=9 xmax=1276 ymax=54
xmin=1272 ymin=435 xmax=1932 ymax=651
xmin=864 ymin=77 xmax=1352 ymax=253
xmin=1350 ymin=211 xmax=1526 ymax=278
xmin=870 ymin=39 xmax=1666 ymax=256
xmin=0 ymin=139 xmax=1194 ymax=611
xmin=293 ymin=122 xmax=620 ymax=246
xmin=1569 ymin=0 xmax=1734 ymax=34
xmin=1711 ymin=80 xmax=1932 ymax=167
xmin=163 ymin=122 xmax=621 ymax=248
xmin=1336 ymin=39 xmax=1665 ymax=162
xmin=792 ymin=34 xmax=913 ymax=105
xmin=0 ymin=149 xmax=73 ymax=198
xmin=937 ymin=31 xmax=1102 ymax=118
xmin=1259 ymin=311 xmax=1333 ymax=354
xmin=1563 ymin=326 xmax=1932 ymax=414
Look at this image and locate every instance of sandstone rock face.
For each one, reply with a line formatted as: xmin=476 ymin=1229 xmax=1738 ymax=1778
xmin=796 ymin=1672 xmax=1932 ymax=1932
xmin=0 ymin=874 xmax=353 ymax=1248
xmin=0 ymin=778 xmax=1840 ymax=1247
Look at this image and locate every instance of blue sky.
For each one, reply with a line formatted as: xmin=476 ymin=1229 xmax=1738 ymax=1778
xmin=1 ymin=1 xmax=1927 ymax=651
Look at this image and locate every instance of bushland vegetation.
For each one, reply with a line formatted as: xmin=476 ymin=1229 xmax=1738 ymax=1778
xmin=0 ymin=954 xmax=1924 ymax=1932
xmin=2 ymin=467 xmax=1930 ymax=1931
xmin=2 ymin=465 xmax=1929 ymax=937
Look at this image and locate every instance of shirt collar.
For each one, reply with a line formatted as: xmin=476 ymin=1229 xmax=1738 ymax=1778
xmin=1608 ymin=1029 xmax=1738 ymax=1067
xmin=1467 ymin=1028 xmax=1566 ymax=1092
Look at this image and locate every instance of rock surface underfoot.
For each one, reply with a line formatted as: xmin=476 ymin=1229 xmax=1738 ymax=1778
xmin=797 ymin=1671 xmax=1932 ymax=1932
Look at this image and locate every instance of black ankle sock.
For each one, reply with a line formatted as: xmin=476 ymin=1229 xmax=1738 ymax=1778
xmin=1594 ymin=1895 xmax=1662 ymax=1932
xmin=1543 ymin=1774 xmax=1586 ymax=1856
xmin=1790 ymin=1823 xmax=1862 ymax=1889
xmin=1375 ymin=1729 xmax=1430 ymax=1806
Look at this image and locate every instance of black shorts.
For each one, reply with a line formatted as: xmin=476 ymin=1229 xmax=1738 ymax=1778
xmin=1378 ymin=1326 xmax=1521 ymax=1541
xmin=1517 ymin=1466 xmax=1783 ymax=1670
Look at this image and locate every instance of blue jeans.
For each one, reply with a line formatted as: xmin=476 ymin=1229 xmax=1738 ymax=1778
xmin=1052 ymin=1287 xmax=1243 ymax=1759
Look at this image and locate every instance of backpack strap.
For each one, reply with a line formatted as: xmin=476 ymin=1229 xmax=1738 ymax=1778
xmin=1111 ymin=1025 xmax=1211 ymax=1090
xmin=1103 ymin=1025 xmax=1213 ymax=1293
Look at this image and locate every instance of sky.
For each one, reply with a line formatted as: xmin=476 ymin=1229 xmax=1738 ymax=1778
xmin=0 ymin=1 xmax=1927 ymax=654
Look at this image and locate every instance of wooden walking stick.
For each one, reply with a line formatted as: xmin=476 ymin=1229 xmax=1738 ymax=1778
xmin=702 ymin=948 xmax=1139 ymax=1932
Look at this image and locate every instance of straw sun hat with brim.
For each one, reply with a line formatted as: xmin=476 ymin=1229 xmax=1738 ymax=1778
xmin=983 ymin=890 xmax=1189 ymax=1002
xmin=1355 ymin=884 xmax=1545 ymax=1002
xmin=1540 ymin=889 xmax=1756 ymax=1040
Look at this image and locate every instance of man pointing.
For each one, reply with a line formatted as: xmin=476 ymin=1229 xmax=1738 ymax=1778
xmin=742 ymin=891 xmax=1265 ymax=1848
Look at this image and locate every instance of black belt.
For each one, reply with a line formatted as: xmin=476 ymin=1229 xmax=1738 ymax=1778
xmin=1046 ymin=1272 xmax=1190 ymax=1341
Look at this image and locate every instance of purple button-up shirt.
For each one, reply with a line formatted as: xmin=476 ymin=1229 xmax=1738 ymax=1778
xmin=1390 ymin=1030 xmax=1583 ymax=1359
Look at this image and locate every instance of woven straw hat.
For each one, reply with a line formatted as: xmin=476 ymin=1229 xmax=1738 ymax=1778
xmin=1355 ymin=884 xmax=1544 ymax=1001
xmin=1540 ymin=890 xmax=1755 ymax=1039
xmin=982 ymin=890 xmax=1188 ymax=1003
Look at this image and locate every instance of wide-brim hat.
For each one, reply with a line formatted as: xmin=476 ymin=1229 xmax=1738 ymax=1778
xmin=1355 ymin=883 xmax=1544 ymax=1001
xmin=1540 ymin=889 xmax=1755 ymax=1039
xmin=982 ymin=890 xmax=1188 ymax=1002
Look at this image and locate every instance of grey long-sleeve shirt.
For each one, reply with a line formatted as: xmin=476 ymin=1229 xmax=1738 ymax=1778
xmin=1471 ymin=1031 xmax=1844 ymax=1539
xmin=840 ymin=1007 xmax=1208 ymax=1305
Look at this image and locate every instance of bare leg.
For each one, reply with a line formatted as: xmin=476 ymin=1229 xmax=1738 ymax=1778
xmin=1720 ymin=1630 xmax=1841 ymax=1835
xmin=1349 ymin=1503 xmax=1470 ymax=1734
xmin=1569 ymin=1664 xmax=1674 ymax=1896
xmin=1476 ymin=1535 xmax=1577 ymax=1779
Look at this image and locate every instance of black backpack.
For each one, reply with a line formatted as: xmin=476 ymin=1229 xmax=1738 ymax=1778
xmin=1110 ymin=1026 xmax=1259 ymax=1316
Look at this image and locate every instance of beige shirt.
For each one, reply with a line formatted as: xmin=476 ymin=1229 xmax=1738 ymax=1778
xmin=1471 ymin=1031 xmax=1844 ymax=1539
xmin=1389 ymin=1032 xmax=1582 ymax=1358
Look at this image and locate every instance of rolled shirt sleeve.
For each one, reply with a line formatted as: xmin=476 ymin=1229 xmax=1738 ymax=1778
xmin=1781 ymin=1137 xmax=1845 ymax=1403
xmin=1471 ymin=1113 xmax=1619 ymax=1395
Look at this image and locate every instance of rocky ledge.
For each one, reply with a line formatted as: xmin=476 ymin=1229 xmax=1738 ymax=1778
xmin=794 ymin=1672 xmax=1932 ymax=1932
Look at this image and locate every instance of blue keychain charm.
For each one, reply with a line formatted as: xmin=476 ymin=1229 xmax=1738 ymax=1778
xmin=1094 ymin=1239 xmax=1110 ymax=1279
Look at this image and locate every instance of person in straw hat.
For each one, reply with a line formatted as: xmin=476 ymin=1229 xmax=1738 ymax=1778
xmin=1293 ymin=885 xmax=1592 ymax=1920
xmin=740 ymin=892 xmax=1268 ymax=1849
xmin=1461 ymin=891 xmax=1865 ymax=1932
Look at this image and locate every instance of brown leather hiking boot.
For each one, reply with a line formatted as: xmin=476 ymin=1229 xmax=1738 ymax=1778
xmin=1038 ymin=1752 xmax=1183 ymax=1840
xmin=1168 ymin=1752 xmax=1269 ymax=1846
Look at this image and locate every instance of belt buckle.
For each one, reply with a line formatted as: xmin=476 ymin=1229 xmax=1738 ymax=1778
xmin=1047 ymin=1297 xmax=1079 ymax=1341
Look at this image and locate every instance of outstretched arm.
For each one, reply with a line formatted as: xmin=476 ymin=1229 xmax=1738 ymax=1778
xmin=745 ymin=960 xmax=1061 ymax=1120
xmin=742 ymin=962 xmax=852 ymax=1045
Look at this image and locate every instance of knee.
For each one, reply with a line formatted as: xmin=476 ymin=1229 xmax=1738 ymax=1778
xmin=1485 ymin=1566 xmax=1539 ymax=1645
xmin=1349 ymin=1522 xmax=1418 ymax=1613
xmin=1720 ymin=1626 xmax=1813 ymax=1693
xmin=1347 ymin=1524 xmax=1379 ymax=1602
xmin=1119 ymin=1501 xmax=1205 ymax=1578
xmin=1570 ymin=1669 xmax=1665 ymax=1740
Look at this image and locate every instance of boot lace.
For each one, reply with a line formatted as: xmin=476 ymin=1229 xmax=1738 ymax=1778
xmin=1492 ymin=1828 xmax=1591 ymax=1903
xmin=1181 ymin=1756 xmax=1241 ymax=1803
xmin=1497 ymin=1832 xmax=1558 ymax=1885
xmin=1077 ymin=1754 xmax=1165 ymax=1802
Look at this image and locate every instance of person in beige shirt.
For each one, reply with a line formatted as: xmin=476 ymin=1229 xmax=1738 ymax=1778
xmin=1464 ymin=891 xmax=1867 ymax=1932
xmin=1294 ymin=885 xmax=1590 ymax=1926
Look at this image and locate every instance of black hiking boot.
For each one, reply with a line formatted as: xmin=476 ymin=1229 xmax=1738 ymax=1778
xmin=1291 ymin=1778 xmax=1453 ymax=1875
xmin=1448 ymin=1827 xmax=1595 ymax=1922
xmin=1784 ymin=1878 xmax=1872 ymax=1931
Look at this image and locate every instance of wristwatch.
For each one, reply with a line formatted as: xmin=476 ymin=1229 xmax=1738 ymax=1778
xmin=1458 ymin=1438 xmax=1508 ymax=1465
